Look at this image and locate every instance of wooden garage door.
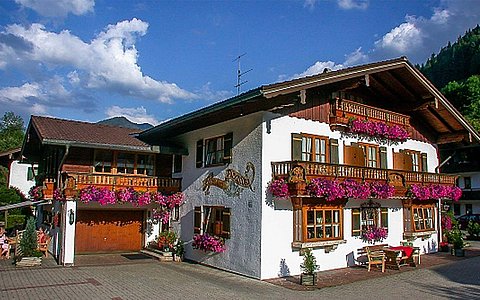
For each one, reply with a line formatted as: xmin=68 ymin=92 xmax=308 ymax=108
xmin=75 ymin=210 xmax=144 ymax=254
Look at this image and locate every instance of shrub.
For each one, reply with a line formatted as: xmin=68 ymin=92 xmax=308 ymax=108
xmin=467 ymin=221 xmax=480 ymax=239
xmin=300 ymin=248 xmax=319 ymax=275
xmin=19 ymin=217 xmax=39 ymax=257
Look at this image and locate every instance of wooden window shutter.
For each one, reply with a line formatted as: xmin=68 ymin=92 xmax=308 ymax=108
xmin=221 ymin=208 xmax=231 ymax=239
xmin=352 ymin=208 xmax=361 ymax=236
xmin=194 ymin=206 xmax=202 ymax=234
xmin=329 ymin=138 xmax=339 ymax=164
xmin=379 ymin=146 xmax=387 ymax=169
xmin=291 ymin=133 xmax=302 ymax=161
xmin=196 ymin=140 xmax=203 ymax=168
xmin=421 ymin=153 xmax=428 ymax=172
xmin=223 ymin=132 xmax=233 ymax=164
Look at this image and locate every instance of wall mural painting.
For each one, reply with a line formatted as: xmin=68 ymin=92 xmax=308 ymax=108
xmin=202 ymin=162 xmax=255 ymax=197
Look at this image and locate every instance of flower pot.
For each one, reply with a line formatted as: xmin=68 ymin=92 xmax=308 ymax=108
xmin=300 ymin=273 xmax=317 ymax=286
xmin=452 ymin=248 xmax=465 ymax=257
xmin=439 ymin=244 xmax=450 ymax=252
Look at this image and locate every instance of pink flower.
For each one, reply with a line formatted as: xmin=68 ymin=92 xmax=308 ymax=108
xmin=267 ymin=179 xmax=289 ymax=199
xmin=193 ymin=233 xmax=226 ymax=253
xmin=362 ymin=226 xmax=388 ymax=243
xmin=349 ymin=118 xmax=409 ymax=142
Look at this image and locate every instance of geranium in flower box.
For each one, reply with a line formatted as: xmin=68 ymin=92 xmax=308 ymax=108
xmin=192 ymin=233 xmax=226 ymax=253
xmin=267 ymin=178 xmax=290 ymax=198
xmin=362 ymin=226 xmax=388 ymax=244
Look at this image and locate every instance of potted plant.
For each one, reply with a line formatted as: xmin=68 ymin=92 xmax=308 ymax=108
xmin=173 ymin=239 xmax=184 ymax=262
xmin=16 ymin=217 xmax=42 ymax=266
xmin=448 ymin=226 xmax=465 ymax=257
xmin=300 ymin=248 xmax=319 ymax=286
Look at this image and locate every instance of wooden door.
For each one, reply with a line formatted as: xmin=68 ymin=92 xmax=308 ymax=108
xmin=75 ymin=210 xmax=144 ymax=254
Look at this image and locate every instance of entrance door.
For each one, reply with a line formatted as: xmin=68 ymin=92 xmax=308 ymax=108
xmin=75 ymin=210 xmax=144 ymax=254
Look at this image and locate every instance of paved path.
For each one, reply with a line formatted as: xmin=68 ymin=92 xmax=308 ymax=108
xmin=0 ymin=255 xmax=479 ymax=299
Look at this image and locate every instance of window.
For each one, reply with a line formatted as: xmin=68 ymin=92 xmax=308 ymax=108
xmin=352 ymin=202 xmax=388 ymax=236
xmin=94 ymin=150 xmax=113 ymax=173
xmin=27 ymin=166 xmax=37 ymax=181
xmin=466 ymin=204 xmax=473 ymax=215
xmin=196 ymin=133 xmax=233 ymax=168
xmin=117 ymin=152 xmax=135 ymax=174
xmin=194 ymin=206 xmax=231 ymax=238
xmin=94 ymin=151 xmax=155 ymax=175
xmin=293 ymin=201 xmax=344 ymax=243
xmin=464 ymin=177 xmax=472 ymax=189
xmin=359 ymin=144 xmax=378 ymax=168
xmin=173 ymin=154 xmax=182 ymax=173
xmin=136 ymin=154 xmax=154 ymax=176
xmin=396 ymin=150 xmax=427 ymax=172
xmin=292 ymin=133 xmax=338 ymax=164
xmin=453 ymin=203 xmax=461 ymax=216
xmin=403 ymin=203 xmax=435 ymax=233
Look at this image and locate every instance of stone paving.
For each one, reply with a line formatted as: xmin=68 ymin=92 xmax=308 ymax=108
xmin=0 ymin=245 xmax=479 ymax=299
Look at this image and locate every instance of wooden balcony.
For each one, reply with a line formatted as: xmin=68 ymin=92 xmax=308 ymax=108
xmin=271 ymin=161 xmax=457 ymax=197
xmin=43 ymin=172 xmax=182 ymax=198
xmin=330 ymin=98 xmax=410 ymax=128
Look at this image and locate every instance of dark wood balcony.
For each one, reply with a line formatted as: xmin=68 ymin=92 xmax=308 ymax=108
xmin=271 ymin=161 xmax=457 ymax=197
xmin=330 ymin=98 xmax=410 ymax=128
xmin=43 ymin=172 xmax=182 ymax=198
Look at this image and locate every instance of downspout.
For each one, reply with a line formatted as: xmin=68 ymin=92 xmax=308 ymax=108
xmin=435 ymin=151 xmax=455 ymax=173
xmin=57 ymin=144 xmax=69 ymax=266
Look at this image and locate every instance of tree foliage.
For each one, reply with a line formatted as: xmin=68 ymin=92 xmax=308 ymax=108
xmin=418 ymin=25 xmax=480 ymax=89
xmin=19 ymin=217 xmax=38 ymax=257
xmin=0 ymin=112 xmax=25 ymax=152
xmin=442 ymin=75 xmax=480 ymax=131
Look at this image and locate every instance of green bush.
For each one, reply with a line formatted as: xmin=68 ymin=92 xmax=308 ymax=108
xmin=449 ymin=226 xmax=465 ymax=249
xmin=467 ymin=221 xmax=480 ymax=239
xmin=3 ymin=215 xmax=26 ymax=231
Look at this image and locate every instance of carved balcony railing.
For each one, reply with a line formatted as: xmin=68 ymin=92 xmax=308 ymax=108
xmin=330 ymin=98 xmax=410 ymax=128
xmin=271 ymin=161 xmax=457 ymax=197
xmin=43 ymin=172 xmax=182 ymax=198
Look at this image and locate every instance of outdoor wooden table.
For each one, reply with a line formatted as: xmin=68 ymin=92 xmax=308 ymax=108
xmin=384 ymin=246 xmax=415 ymax=270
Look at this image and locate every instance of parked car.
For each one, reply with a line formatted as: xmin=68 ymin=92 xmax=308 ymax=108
xmin=456 ymin=214 xmax=480 ymax=230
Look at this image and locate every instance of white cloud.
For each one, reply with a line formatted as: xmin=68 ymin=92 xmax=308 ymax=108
xmin=343 ymin=47 xmax=369 ymax=66
xmin=106 ymin=105 xmax=159 ymax=125
xmin=15 ymin=0 xmax=94 ymax=17
xmin=291 ymin=61 xmax=344 ymax=79
xmin=303 ymin=0 xmax=317 ymax=10
xmin=374 ymin=22 xmax=423 ymax=53
xmin=0 ymin=18 xmax=196 ymax=104
xmin=195 ymin=82 xmax=233 ymax=103
xmin=370 ymin=0 xmax=480 ymax=63
xmin=337 ymin=0 xmax=369 ymax=10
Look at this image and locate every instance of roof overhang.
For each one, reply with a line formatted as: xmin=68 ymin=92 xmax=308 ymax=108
xmin=0 ymin=200 xmax=47 ymax=212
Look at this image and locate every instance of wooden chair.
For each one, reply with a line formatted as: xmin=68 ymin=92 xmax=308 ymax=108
xmin=38 ymin=236 xmax=51 ymax=258
xmin=365 ymin=246 xmax=386 ymax=272
xmin=401 ymin=241 xmax=421 ymax=265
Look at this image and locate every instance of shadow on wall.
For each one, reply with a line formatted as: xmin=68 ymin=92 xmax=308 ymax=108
xmin=346 ymin=251 xmax=358 ymax=267
xmin=265 ymin=193 xmax=292 ymax=211
xmin=426 ymin=239 xmax=438 ymax=253
xmin=278 ymin=258 xmax=290 ymax=277
xmin=180 ymin=210 xmax=193 ymax=250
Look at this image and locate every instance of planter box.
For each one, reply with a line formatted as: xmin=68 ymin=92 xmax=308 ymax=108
xmin=16 ymin=257 xmax=42 ymax=267
xmin=451 ymin=248 xmax=465 ymax=257
xmin=300 ymin=273 xmax=317 ymax=286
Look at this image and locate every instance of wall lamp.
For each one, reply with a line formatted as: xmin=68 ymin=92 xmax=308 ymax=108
xmin=69 ymin=209 xmax=75 ymax=225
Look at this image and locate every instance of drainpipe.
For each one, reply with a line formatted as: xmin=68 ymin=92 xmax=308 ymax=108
xmin=57 ymin=144 xmax=69 ymax=266
xmin=57 ymin=144 xmax=70 ymax=190
xmin=435 ymin=151 xmax=455 ymax=173
xmin=438 ymin=198 xmax=442 ymax=247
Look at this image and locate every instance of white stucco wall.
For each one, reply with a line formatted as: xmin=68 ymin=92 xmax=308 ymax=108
xmin=260 ymin=113 xmax=439 ymax=279
xmin=8 ymin=161 xmax=36 ymax=196
xmin=170 ymin=112 xmax=264 ymax=278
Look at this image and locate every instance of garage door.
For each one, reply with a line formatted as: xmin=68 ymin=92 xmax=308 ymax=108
xmin=75 ymin=210 xmax=144 ymax=254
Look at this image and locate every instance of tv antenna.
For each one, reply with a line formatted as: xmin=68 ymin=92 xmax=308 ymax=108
xmin=233 ymin=53 xmax=253 ymax=95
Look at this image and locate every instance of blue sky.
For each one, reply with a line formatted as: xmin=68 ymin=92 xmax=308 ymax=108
xmin=0 ymin=0 xmax=479 ymax=125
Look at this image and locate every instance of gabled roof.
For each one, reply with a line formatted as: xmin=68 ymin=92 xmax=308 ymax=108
xmin=139 ymin=57 xmax=480 ymax=145
xmin=27 ymin=116 xmax=152 ymax=151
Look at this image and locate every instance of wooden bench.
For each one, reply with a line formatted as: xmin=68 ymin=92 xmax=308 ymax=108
xmin=358 ymin=244 xmax=388 ymax=272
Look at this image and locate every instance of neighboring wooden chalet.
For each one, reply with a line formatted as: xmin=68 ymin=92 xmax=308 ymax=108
xmin=138 ymin=57 xmax=479 ymax=279
xmin=21 ymin=116 xmax=183 ymax=265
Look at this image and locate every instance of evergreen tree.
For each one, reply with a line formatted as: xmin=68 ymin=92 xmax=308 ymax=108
xmin=0 ymin=112 xmax=25 ymax=152
xmin=19 ymin=217 xmax=38 ymax=257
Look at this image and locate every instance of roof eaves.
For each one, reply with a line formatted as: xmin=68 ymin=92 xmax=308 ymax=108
xmin=139 ymin=88 xmax=263 ymax=138
xmin=42 ymin=139 xmax=154 ymax=153
xmin=402 ymin=61 xmax=480 ymax=143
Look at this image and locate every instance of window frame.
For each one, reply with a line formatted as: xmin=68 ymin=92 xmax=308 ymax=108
xmin=93 ymin=150 xmax=155 ymax=176
xmin=401 ymin=149 xmax=427 ymax=172
xmin=194 ymin=205 xmax=231 ymax=239
xmin=300 ymin=134 xmax=329 ymax=163
xmin=357 ymin=143 xmax=379 ymax=168
xmin=351 ymin=204 xmax=388 ymax=237
xmin=94 ymin=149 xmax=114 ymax=173
xmin=302 ymin=204 xmax=343 ymax=242
xmin=403 ymin=202 xmax=436 ymax=233
xmin=196 ymin=132 xmax=233 ymax=168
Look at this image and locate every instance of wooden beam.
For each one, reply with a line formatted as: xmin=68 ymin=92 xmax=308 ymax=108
xmin=436 ymin=132 xmax=469 ymax=144
xmin=427 ymin=106 xmax=456 ymax=133
xmin=368 ymin=74 xmax=397 ymax=100
xmin=385 ymin=71 xmax=422 ymax=101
